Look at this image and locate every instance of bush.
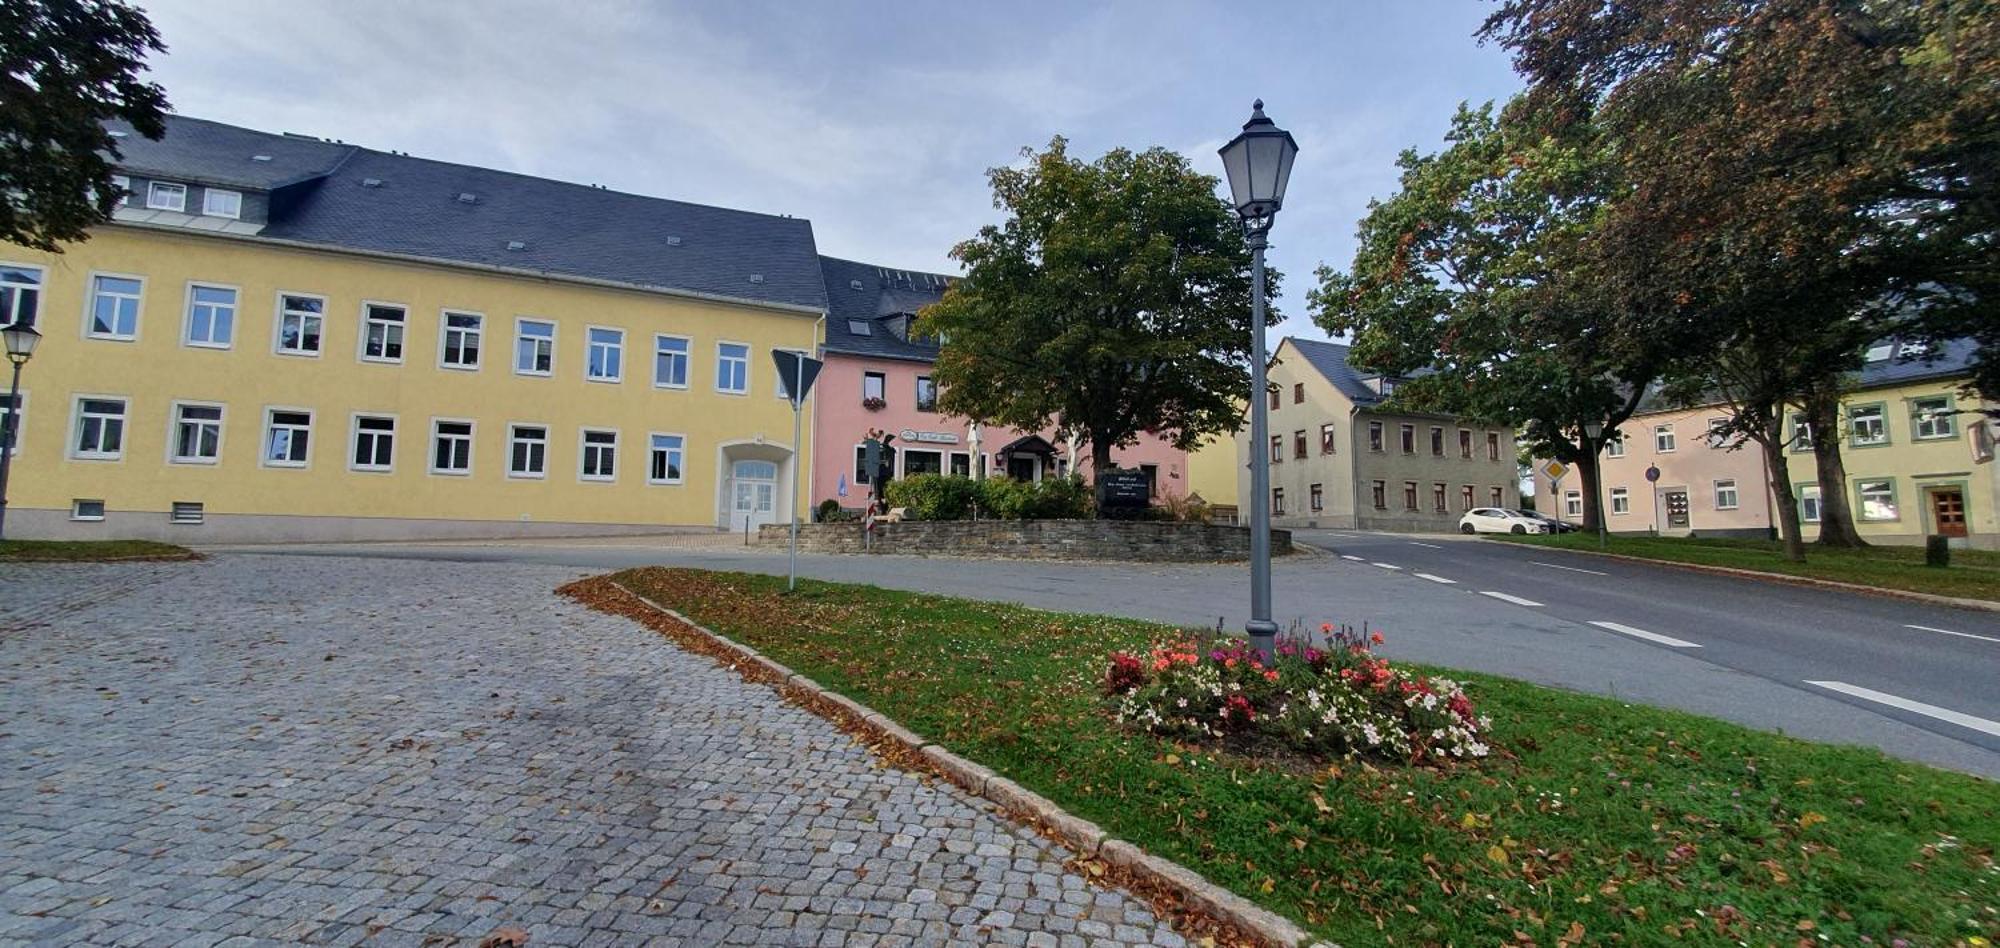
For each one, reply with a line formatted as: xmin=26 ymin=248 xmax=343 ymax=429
xmin=1158 ymin=493 xmax=1212 ymax=523
xmin=975 ymin=476 xmax=1031 ymax=520
xmin=1021 ymin=474 xmax=1095 ymax=520
xmin=884 ymin=474 xmax=982 ymax=521
xmin=1105 ymin=623 xmax=1490 ymax=764
xmin=815 ymin=498 xmax=854 ymax=523
xmin=875 ymin=474 xmax=1099 ymax=520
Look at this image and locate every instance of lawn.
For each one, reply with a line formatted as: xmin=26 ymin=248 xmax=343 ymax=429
xmin=0 ymin=539 xmax=195 ymax=562
xmin=1495 ymin=532 xmax=2000 ymax=602
xmin=592 ymin=568 xmax=2000 ymax=947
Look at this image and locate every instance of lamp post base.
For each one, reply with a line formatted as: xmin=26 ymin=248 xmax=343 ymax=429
xmin=1246 ymin=617 xmax=1279 ymax=663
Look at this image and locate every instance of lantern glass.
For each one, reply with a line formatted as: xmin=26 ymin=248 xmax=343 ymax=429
xmin=1218 ymin=100 xmax=1299 ymax=218
xmin=2 ymin=323 xmax=40 ymax=361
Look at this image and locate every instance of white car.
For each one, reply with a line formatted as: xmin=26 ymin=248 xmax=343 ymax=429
xmin=1459 ymin=508 xmax=1549 ymax=535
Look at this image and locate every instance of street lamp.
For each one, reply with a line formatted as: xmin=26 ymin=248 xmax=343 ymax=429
xmin=0 ymin=323 xmax=43 ymax=540
xmin=1219 ymin=100 xmax=1298 ymax=663
xmin=1581 ymin=419 xmax=1607 ymax=549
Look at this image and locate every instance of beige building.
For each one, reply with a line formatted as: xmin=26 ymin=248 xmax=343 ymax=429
xmin=1238 ymin=338 xmax=1519 ymax=531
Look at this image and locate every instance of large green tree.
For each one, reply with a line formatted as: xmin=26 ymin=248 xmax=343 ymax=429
xmin=919 ymin=137 xmax=1273 ymax=479
xmin=0 ymin=0 xmax=168 ymax=253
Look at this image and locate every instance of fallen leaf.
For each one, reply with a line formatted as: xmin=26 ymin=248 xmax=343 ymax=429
xmin=1488 ymin=845 xmax=1509 ymax=865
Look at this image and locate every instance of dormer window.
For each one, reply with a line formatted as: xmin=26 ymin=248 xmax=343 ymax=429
xmin=202 ymin=188 xmax=242 ymax=219
xmin=147 ymin=181 xmax=187 ymax=212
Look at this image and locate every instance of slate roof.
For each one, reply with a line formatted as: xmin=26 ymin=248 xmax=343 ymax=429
xmin=1633 ymin=336 xmax=1980 ymax=414
xmin=1283 ymin=337 xmax=1400 ymax=407
xmin=819 ymin=255 xmax=955 ymax=362
xmin=108 ymin=115 xmax=828 ymax=313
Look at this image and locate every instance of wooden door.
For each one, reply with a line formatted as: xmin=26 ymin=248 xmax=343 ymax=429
xmin=1931 ymin=489 xmax=1967 ymax=538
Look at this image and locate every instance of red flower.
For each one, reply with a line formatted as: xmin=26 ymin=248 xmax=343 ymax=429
xmin=1370 ymin=631 xmax=1385 ymax=645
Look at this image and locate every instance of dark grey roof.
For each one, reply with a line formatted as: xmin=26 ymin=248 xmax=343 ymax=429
xmin=1284 ymin=337 xmax=1398 ymax=407
xmin=1635 ymin=336 xmax=1979 ymax=415
xmin=819 ymin=255 xmax=955 ymax=362
xmin=107 ymin=116 xmax=353 ymax=190
xmin=110 ymin=115 xmax=829 ymax=312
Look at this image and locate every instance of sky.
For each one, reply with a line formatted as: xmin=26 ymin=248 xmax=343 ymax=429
xmin=132 ymin=0 xmax=1523 ymax=341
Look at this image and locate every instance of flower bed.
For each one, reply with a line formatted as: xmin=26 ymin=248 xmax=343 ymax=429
xmin=1106 ymin=624 xmax=1490 ymax=763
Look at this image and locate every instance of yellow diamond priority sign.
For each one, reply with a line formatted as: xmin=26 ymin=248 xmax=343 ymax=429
xmin=1538 ymin=458 xmax=1568 ymax=482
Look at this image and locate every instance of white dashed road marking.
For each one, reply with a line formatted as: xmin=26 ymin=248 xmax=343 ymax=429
xmin=1588 ymin=620 xmax=1701 ymax=648
xmin=1340 ymin=555 xmax=1365 ymax=562
xmin=1905 ymin=623 xmax=2000 ymax=644
xmin=1533 ymin=561 xmax=1608 ymax=576
xmin=1414 ymin=573 xmax=1457 ymax=585
xmin=1371 ymin=562 xmax=1403 ymax=570
xmin=1409 ymin=541 xmax=1443 ymax=549
xmin=1479 ymin=591 xmax=1543 ymax=607
xmin=1806 ymin=681 xmax=2000 ymax=737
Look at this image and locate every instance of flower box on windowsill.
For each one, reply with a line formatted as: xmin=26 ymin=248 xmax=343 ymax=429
xmin=862 ymin=397 xmax=887 ymax=412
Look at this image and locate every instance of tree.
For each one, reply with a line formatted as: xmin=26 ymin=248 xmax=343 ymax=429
xmin=0 ymin=0 xmax=169 ymax=253
xmin=1311 ymin=102 xmax=1670 ymax=532
xmin=919 ymin=137 xmax=1273 ymax=480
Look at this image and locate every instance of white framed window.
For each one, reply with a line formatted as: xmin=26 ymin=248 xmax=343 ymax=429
xmin=1790 ymin=413 xmax=1813 ymax=450
xmin=1799 ymin=485 xmax=1823 ymax=523
xmin=1912 ymin=396 xmax=1955 ymax=440
xmin=586 ymin=327 xmax=624 ymax=382
xmin=580 ymin=428 xmax=618 ymax=481
xmin=862 ymin=371 xmax=886 ymax=404
xmin=1604 ymin=434 xmax=1625 ymax=458
xmin=71 ymin=499 xmax=107 ymax=522
xmin=169 ymin=402 xmax=223 ymax=464
xmin=275 ymin=293 xmax=325 ymax=356
xmin=184 ymin=283 xmax=236 ymax=348
xmin=201 ymin=188 xmax=242 ymax=219
xmin=1564 ymin=490 xmax=1583 ymax=518
xmin=146 ymin=181 xmax=186 ymax=212
xmin=716 ymin=341 xmax=750 ymax=394
xmin=1 ymin=263 xmax=44 ymax=327
xmin=1714 ymin=478 xmax=1739 ymax=510
xmin=263 ymin=408 xmax=313 ymax=467
xmin=0 ymin=390 xmax=23 ymax=457
xmin=360 ymin=302 xmax=406 ymax=362
xmin=1850 ymin=404 xmax=1888 ymax=446
xmin=654 ymin=334 xmax=690 ymax=388
xmin=1706 ymin=418 xmax=1731 ymax=448
xmin=914 ymin=375 xmax=938 ymax=412
xmin=86 ymin=273 xmax=143 ymax=340
xmin=775 ymin=348 xmax=809 ymax=400
xmin=110 ymin=175 xmax=130 ymax=206
xmin=71 ymin=396 xmax=127 ymax=460
xmin=903 ymin=448 xmax=944 ymax=476
xmin=1653 ymin=424 xmax=1676 ymax=453
xmin=508 ymin=424 xmax=547 ymax=478
xmin=648 ymin=433 xmax=685 ymax=485
xmin=515 ymin=318 xmax=555 ymax=376
xmin=430 ymin=419 xmax=474 ymax=475
xmin=440 ymin=311 xmax=483 ymax=369
xmin=1610 ymin=487 xmax=1630 ymax=514
xmin=350 ymin=414 xmax=396 ymax=472
xmin=1857 ymin=478 xmax=1898 ymax=521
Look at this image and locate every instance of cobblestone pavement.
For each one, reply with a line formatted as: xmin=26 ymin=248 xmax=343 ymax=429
xmin=0 ymin=555 xmax=1180 ymax=947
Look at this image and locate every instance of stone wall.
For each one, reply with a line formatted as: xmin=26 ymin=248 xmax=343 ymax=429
xmin=757 ymin=520 xmax=1292 ymax=562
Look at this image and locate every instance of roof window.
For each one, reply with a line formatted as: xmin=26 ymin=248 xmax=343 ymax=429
xmin=847 ymin=320 xmax=872 ymax=336
xmin=1864 ymin=342 xmax=1894 ymax=362
xmin=749 ymin=274 xmax=765 ymax=284
xmin=506 ymin=240 xmax=526 ymax=251
xmin=849 ymin=280 xmax=864 ymax=291
xmin=666 ymin=236 xmax=683 ymax=246
xmin=456 ymin=192 xmax=477 ymax=204
xmin=251 ymin=154 xmax=273 ymax=162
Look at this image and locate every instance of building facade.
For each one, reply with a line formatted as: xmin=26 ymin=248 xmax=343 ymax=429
xmin=1 ymin=116 xmax=825 ymax=541
xmin=1239 ymin=338 xmax=1519 ymax=531
xmin=1533 ymin=338 xmax=1999 ymax=548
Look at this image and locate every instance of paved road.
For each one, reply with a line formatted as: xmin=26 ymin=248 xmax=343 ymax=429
xmin=0 ymin=556 xmax=1181 ymax=947
xmin=204 ymin=534 xmax=2000 ymax=779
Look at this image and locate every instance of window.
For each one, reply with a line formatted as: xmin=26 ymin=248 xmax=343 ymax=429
xmin=1849 ymin=404 xmax=1887 ymax=446
xmin=1431 ymin=426 xmax=1445 ymax=456
xmin=201 ymin=188 xmax=242 ymax=219
xmin=846 ymin=319 xmax=872 ymax=336
xmin=170 ymin=403 xmax=222 ymax=464
xmin=1268 ymin=388 xmax=1280 ymax=410
xmin=647 ymin=433 xmax=685 ymax=484
xmin=1320 ymin=423 xmax=1337 ymax=455
xmin=263 ymin=409 xmax=312 ymax=467
xmin=862 ymin=371 xmax=886 ymax=405
xmin=1272 ymin=487 xmax=1285 ymax=516
xmin=1400 ymin=424 xmax=1415 ymax=454
xmin=587 ymin=328 xmax=624 ymax=381
xmin=1706 ymin=418 xmax=1731 ymax=448
xmin=361 ymin=303 xmax=405 ymax=362
xmin=1490 ymin=487 xmax=1505 ymax=507
xmin=1714 ymin=478 xmax=1739 ymax=510
xmin=72 ymin=397 xmax=127 ymax=459
xmin=276 ymin=294 xmax=324 ymax=355
xmin=1799 ymin=485 xmax=1823 ymax=523
xmin=508 ymin=425 xmax=547 ymax=478
xmin=1292 ymin=430 xmax=1306 ymax=460
xmin=1403 ymin=481 xmax=1419 ymax=511
xmin=1654 ymin=424 xmax=1676 ymax=453
xmin=1486 ymin=432 xmax=1500 ymax=461
xmin=1293 ymin=383 xmax=1304 ymax=404
xmin=87 ymin=274 xmax=143 ymax=339
xmin=71 ymin=499 xmax=106 ymax=522
xmin=431 ymin=420 xmax=473 ymax=474
xmin=1459 ymin=429 xmax=1473 ymax=459
xmin=110 ymin=175 xmax=130 ymax=206
xmin=1432 ymin=483 xmax=1447 ymax=513
xmin=653 ymin=335 xmax=689 ymax=388
xmin=516 ymin=319 xmax=556 ymax=376
xmin=580 ymin=429 xmax=617 ymax=481
xmin=1610 ymin=487 xmax=1630 ymax=514
xmin=1857 ymin=478 xmax=1898 ymax=521
xmin=185 ymin=284 xmax=236 ymax=348
xmin=146 ymin=181 xmax=186 ymax=212
xmin=1564 ymin=490 xmax=1583 ymax=518
xmin=1 ymin=264 xmax=43 ymax=327
xmin=854 ymin=444 xmax=896 ymax=486
xmin=716 ymin=342 xmax=750 ymax=394
xmin=915 ymin=376 xmax=938 ymax=412
xmin=903 ymin=449 xmax=943 ymax=476
xmin=1371 ymin=480 xmax=1387 ymax=509
xmin=0 ymin=391 xmax=21 ymax=455
xmin=1270 ymin=435 xmax=1283 ymax=463
xmin=1790 ymin=413 xmax=1813 ymax=451
xmin=1460 ymin=485 xmax=1475 ymax=511
xmin=351 ymin=415 xmax=395 ymax=471
xmin=1368 ymin=422 xmax=1384 ymax=452
xmin=1310 ymin=483 xmax=1323 ymax=512
xmin=1605 ymin=434 xmax=1626 ymax=458
xmin=440 ymin=311 xmax=482 ymax=368
xmin=950 ymin=453 xmax=971 ymax=477
xmin=170 ymin=502 xmax=203 ymax=524
xmin=1912 ymin=396 xmax=1955 ymax=440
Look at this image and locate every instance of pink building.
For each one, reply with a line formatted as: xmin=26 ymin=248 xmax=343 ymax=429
xmin=812 ymin=257 xmax=1189 ymax=511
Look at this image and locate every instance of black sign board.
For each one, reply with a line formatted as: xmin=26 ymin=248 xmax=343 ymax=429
xmin=1096 ymin=470 xmax=1152 ymax=511
xmin=771 ymin=350 xmax=823 ymax=406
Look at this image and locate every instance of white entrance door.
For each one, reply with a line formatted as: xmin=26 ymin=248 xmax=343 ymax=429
xmin=731 ymin=459 xmax=780 ymax=530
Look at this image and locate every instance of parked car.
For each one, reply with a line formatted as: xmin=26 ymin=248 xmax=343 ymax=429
xmin=1522 ymin=511 xmax=1582 ymax=534
xmin=1459 ymin=508 xmax=1550 ymax=535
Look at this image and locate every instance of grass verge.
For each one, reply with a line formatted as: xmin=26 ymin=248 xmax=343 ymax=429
xmin=1494 ymin=532 xmax=2000 ymax=602
xmin=602 ymin=567 xmax=1999 ymax=946
xmin=0 ymin=539 xmax=196 ymax=562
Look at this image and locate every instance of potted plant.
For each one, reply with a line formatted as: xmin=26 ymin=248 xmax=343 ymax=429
xmin=861 ymin=396 xmax=887 ymax=411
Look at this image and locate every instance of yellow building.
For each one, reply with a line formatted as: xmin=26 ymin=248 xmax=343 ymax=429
xmin=0 ymin=117 xmax=825 ymax=541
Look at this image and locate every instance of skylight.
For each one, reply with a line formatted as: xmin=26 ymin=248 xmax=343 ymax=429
xmin=847 ymin=320 xmax=872 ymax=336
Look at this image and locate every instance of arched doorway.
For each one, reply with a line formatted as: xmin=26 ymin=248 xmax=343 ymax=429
xmin=730 ymin=459 xmax=780 ymax=530
xmin=715 ymin=439 xmax=795 ymax=533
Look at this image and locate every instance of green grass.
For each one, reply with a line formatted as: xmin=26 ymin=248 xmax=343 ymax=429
xmin=606 ymin=567 xmax=2000 ymax=946
xmin=0 ymin=539 xmax=194 ymax=561
xmin=1494 ymin=532 xmax=2000 ymax=601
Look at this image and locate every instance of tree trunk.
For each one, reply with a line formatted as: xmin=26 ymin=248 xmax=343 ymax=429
xmin=1804 ymin=383 xmax=1868 ymax=548
xmin=1577 ymin=442 xmax=1604 ymax=532
xmin=1089 ymin=436 xmax=1114 ymax=485
xmin=1756 ymin=423 xmax=1806 ymax=563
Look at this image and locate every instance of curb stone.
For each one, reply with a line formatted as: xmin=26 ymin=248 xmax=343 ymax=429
xmin=603 ymin=577 xmax=1331 ymax=948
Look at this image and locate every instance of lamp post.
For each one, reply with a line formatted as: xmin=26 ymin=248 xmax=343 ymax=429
xmin=1219 ymin=100 xmax=1298 ymax=663
xmin=0 ymin=323 xmax=43 ymax=541
xmin=1582 ymin=419 xmax=1607 ymax=549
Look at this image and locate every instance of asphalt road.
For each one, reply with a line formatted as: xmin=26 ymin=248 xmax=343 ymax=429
xmin=202 ymin=533 xmax=2000 ymax=778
